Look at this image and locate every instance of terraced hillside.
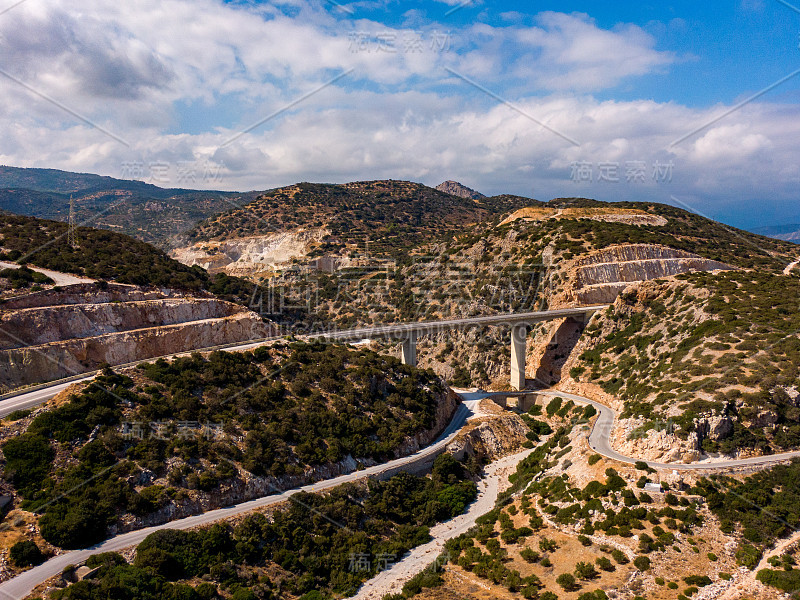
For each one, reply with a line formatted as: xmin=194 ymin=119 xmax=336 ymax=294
xmin=0 ymin=283 xmax=271 ymax=391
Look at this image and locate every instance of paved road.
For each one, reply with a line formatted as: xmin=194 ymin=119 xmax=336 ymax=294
xmin=0 ymin=400 xmax=478 ymax=600
xmin=0 ymin=262 xmax=94 ymax=286
xmin=539 ymin=390 xmax=800 ymax=471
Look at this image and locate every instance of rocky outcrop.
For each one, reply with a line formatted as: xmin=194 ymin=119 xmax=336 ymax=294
xmin=0 ymin=284 xmax=273 ymax=392
xmin=568 ymin=244 xmax=734 ymax=304
xmin=435 ymin=181 xmax=485 ymax=200
xmin=0 ymin=283 xmax=188 ymax=310
xmin=0 ymin=312 xmax=273 ymax=391
xmin=0 ymin=299 xmax=242 ymax=349
xmin=170 ymin=228 xmax=328 ymax=278
xmin=447 ymin=405 xmax=529 ymax=462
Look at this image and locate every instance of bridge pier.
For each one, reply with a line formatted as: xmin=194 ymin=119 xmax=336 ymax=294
xmin=400 ymin=332 xmax=417 ymax=367
xmin=510 ymin=324 xmax=527 ymax=391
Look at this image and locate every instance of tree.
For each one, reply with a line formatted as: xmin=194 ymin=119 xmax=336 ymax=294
xmin=539 ymin=537 xmax=558 ymax=552
xmin=556 ymin=573 xmax=579 ymax=591
xmin=575 ymin=561 xmax=599 ymax=580
xmin=633 ymin=555 xmax=651 ymax=571
xmin=9 ymin=540 xmax=45 ymax=567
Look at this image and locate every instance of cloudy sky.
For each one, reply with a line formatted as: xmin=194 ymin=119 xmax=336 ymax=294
xmin=0 ymin=0 xmax=799 ymax=228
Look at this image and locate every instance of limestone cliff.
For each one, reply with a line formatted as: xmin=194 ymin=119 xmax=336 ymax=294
xmin=0 ymin=284 xmax=272 ymax=391
xmin=170 ymin=228 xmax=328 ymax=278
xmin=567 ymin=244 xmax=733 ymax=305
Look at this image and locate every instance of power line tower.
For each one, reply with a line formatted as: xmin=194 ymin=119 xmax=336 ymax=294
xmin=67 ymin=195 xmax=78 ymax=249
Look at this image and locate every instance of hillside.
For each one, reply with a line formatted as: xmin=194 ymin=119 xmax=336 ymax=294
xmin=0 ymin=166 xmax=252 ymax=245
xmin=0 ymin=213 xmax=259 ymax=306
xmin=176 ymin=180 xmax=533 ymax=271
xmin=0 ymin=342 xmax=455 ymax=550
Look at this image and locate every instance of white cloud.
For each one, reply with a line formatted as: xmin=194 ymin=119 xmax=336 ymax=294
xmin=0 ymin=1 xmax=797 ymax=227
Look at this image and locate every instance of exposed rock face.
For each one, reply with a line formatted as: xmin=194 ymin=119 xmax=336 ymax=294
xmin=0 ymin=284 xmax=272 ymax=391
xmin=533 ymin=317 xmax=586 ymax=385
xmin=696 ymin=415 xmax=734 ymax=442
xmin=170 ymin=228 xmax=328 ymax=278
xmin=611 ymin=416 xmax=698 ymax=463
xmin=435 ymin=181 xmax=485 ymax=200
xmin=567 ymin=244 xmax=734 ymax=304
xmin=447 ymin=403 xmax=529 ymax=462
xmin=0 ymin=299 xmax=241 ymax=349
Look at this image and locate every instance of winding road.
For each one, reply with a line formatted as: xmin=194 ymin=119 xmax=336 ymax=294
xmin=0 ymin=400 xmax=479 ymax=600
xmin=2 ymin=351 xmax=800 ymax=596
xmin=538 ymin=390 xmax=800 ymax=470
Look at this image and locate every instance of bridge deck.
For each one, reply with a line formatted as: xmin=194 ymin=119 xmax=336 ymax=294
xmin=313 ymin=305 xmax=608 ymax=342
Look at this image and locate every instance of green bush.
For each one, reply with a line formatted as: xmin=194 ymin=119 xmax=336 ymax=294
xmin=556 ymin=573 xmax=579 ymax=591
xmin=9 ymin=540 xmax=45 ymax=567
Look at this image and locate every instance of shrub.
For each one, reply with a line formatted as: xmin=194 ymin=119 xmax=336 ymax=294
xmin=575 ymin=561 xmax=598 ymax=580
xmin=539 ymin=537 xmax=558 ymax=552
xmin=556 ymin=573 xmax=579 ymax=591
xmin=9 ymin=540 xmax=45 ymax=567
xmin=633 ymin=556 xmax=651 ymax=571
xmin=596 ymin=557 xmax=615 ymax=572
xmin=611 ymin=549 xmax=629 ymax=564
xmin=578 ymin=534 xmax=592 ymax=547
xmin=588 ymin=454 xmax=602 ymax=466
xmin=520 ymin=548 xmax=540 ymax=563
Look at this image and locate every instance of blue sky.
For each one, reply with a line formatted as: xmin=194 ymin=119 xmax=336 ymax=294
xmin=0 ymin=0 xmax=799 ymax=229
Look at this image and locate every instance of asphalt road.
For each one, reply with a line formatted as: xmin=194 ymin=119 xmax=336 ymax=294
xmin=0 ymin=400 xmax=478 ymax=600
xmin=539 ymin=390 xmax=800 ymax=470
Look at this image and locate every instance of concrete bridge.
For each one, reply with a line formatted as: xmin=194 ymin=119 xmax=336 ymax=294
xmin=313 ymin=305 xmax=608 ymax=390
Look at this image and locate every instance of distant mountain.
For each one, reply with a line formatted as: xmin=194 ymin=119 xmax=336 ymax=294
xmin=750 ymin=223 xmax=800 ymax=243
xmin=435 ymin=180 xmax=485 ymax=200
xmin=0 ymin=166 xmax=257 ymax=246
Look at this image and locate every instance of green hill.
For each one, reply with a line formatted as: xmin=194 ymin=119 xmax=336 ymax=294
xmin=0 ymin=166 xmax=255 ymax=245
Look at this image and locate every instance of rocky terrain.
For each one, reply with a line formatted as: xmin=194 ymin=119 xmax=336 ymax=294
xmin=0 ymin=282 xmax=271 ymax=391
xmin=435 ymin=181 xmax=486 ymax=200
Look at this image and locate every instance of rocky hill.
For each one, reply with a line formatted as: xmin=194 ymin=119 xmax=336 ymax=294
xmin=172 ymin=180 xmax=533 ymax=277
xmin=0 ymin=343 xmax=456 ymax=550
xmin=435 ymin=180 xmax=486 ymax=200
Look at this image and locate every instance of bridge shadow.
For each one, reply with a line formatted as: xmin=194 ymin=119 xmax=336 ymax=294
xmin=534 ymin=317 xmax=586 ymax=386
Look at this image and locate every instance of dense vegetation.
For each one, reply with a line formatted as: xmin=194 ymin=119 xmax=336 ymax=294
xmin=696 ymin=461 xmax=800 ymax=567
xmin=1 ymin=343 xmax=447 ymax=549
xmin=0 ymin=266 xmax=53 ymax=288
xmin=0 ymin=213 xmax=260 ymax=305
xmin=50 ymin=455 xmax=476 ymax=600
